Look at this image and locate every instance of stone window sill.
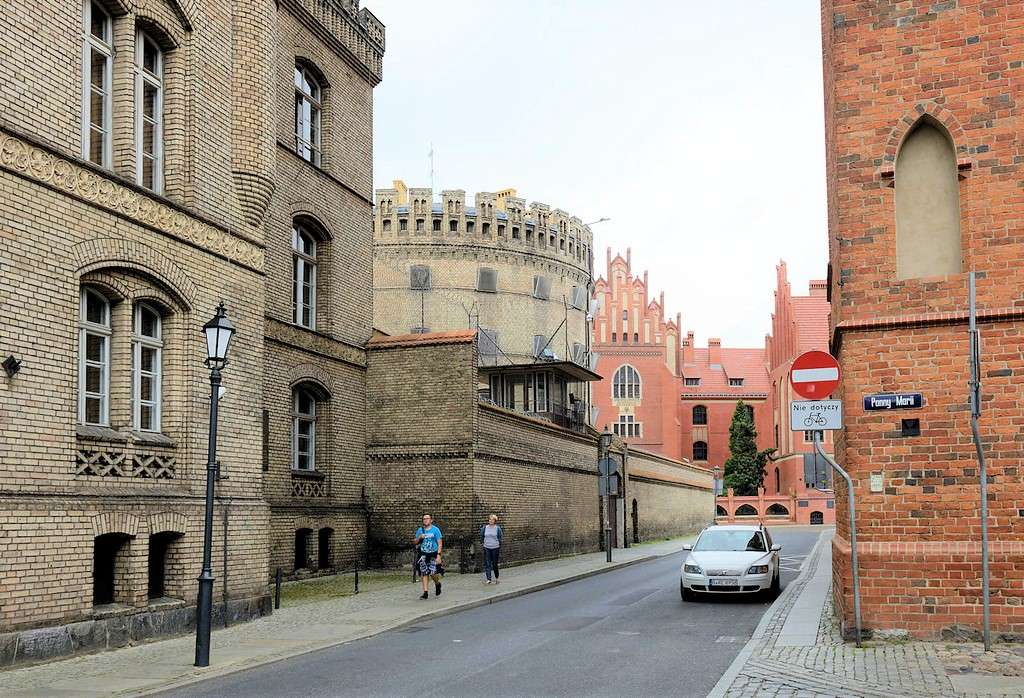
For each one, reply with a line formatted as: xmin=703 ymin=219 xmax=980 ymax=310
xmin=91 ymin=603 xmax=134 ymax=619
xmin=291 ymin=469 xmax=325 ymax=481
xmin=147 ymin=597 xmax=186 ymax=611
xmin=76 ymin=424 xmax=177 ymax=449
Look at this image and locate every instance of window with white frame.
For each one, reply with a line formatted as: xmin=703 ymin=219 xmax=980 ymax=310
xmin=534 ymin=371 xmax=548 ymax=412
xmin=613 ymin=414 xmax=641 ymax=438
xmin=612 ymin=364 xmax=641 ymax=399
xmin=294 ymin=64 xmax=322 ymax=165
xmin=292 ymin=388 xmax=317 ymax=471
xmin=79 ymin=288 xmax=111 ymax=425
xmin=135 ymin=32 xmax=163 ymax=192
xmin=292 ymin=224 xmax=317 ymax=328
xmin=82 ymin=0 xmax=113 ymax=168
xmin=132 ymin=303 xmax=162 ymax=431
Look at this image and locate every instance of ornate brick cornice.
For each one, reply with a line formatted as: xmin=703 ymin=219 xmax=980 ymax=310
xmin=265 ymin=317 xmax=367 ymax=368
xmin=0 ymin=128 xmax=265 ymax=272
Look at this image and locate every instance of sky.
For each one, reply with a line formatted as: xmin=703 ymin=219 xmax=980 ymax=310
xmin=370 ymin=0 xmax=827 ymax=348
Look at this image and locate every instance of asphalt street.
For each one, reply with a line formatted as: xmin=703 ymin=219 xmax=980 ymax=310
xmin=167 ymin=527 xmax=822 ymax=698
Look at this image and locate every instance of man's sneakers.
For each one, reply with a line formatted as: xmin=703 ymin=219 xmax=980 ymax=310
xmin=483 ymin=579 xmax=491 ymax=585
xmin=435 ymin=581 xmax=442 ymax=596
xmin=420 ymin=591 xmax=428 ymax=600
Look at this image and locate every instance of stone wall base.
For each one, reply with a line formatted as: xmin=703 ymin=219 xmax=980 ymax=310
xmin=0 ymin=594 xmax=272 ymax=670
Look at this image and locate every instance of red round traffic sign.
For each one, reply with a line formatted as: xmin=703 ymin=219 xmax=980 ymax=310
xmin=790 ymin=350 xmax=841 ymax=399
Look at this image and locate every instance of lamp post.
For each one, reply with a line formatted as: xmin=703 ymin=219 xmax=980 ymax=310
xmin=712 ymin=465 xmax=722 ymax=524
xmin=195 ymin=302 xmax=235 ymax=668
xmin=598 ymin=428 xmax=614 ymax=563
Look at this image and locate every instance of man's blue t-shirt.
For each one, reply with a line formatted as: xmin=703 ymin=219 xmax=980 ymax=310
xmin=416 ymin=525 xmax=442 ymax=553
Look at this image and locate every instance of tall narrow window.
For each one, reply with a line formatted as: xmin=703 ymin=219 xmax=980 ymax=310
xmin=82 ymin=1 xmax=112 ymax=168
xmin=692 ymin=405 xmax=708 ymax=425
xmin=292 ymin=389 xmax=316 ymax=471
xmin=292 ymin=225 xmax=317 ymax=329
xmin=612 ymin=365 xmax=641 ymax=399
xmin=895 ymin=119 xmax=962 ymax=279
xmin=79 ymin=288 xmax=111 ymax=425
xmin=133 ymin=303 xmax=162 ymax=431
xmin=294 ymin=65 xmax=322 ymax=165
xmin=136 ymin=32 xmax=163 ymax=191
xmin=693 ymin=441 xmax=708 ymax=461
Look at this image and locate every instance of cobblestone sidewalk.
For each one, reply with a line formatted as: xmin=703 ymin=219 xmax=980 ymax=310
xmin=711 ymin=531 xmax=1024 ymax=698
xmin=0 ymin=537 xmax=690 ymax=697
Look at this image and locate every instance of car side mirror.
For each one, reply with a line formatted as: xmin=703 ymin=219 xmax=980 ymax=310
xmin=771 ymin=544 xmax=782 ymax=552
xmin=682 ymin=543 xmax=693 ymax=551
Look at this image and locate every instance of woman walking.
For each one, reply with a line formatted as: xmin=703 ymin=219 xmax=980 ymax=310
xmin=480 ymin=514 xmax=503 ymax=584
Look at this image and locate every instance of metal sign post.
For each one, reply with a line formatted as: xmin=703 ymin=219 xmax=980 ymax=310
xmin=968 ymin=271 xmax=991 ymax=651
xmin=812 ymin=431 xmax=862 ymax=648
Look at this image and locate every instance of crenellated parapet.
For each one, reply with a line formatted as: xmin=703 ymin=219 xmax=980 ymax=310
xmin=285 ymin=0 xmax=385 ymax=84
xmin=373 ymin=180 xmax=593 ymax=277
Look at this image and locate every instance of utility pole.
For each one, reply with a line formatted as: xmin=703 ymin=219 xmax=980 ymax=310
xmin=968 ymin=271 xmax=991 ymax=651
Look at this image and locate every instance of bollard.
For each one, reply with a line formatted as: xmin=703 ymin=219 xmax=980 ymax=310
xmin=354 ymin=567 xmax=359 ymax=594
xmin=274 ymin=567 xmax=282 ymax=609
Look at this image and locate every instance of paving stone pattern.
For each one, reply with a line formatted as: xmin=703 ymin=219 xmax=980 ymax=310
xmin=721 ymin=535 xmax=1024 ymax=698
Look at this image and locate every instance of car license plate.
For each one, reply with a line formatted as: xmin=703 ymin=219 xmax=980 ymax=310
xmin=709 ymin=578 xmax=738 ymax=587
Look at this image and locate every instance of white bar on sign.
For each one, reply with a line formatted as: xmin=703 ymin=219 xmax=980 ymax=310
xmin=792 ymin=367 xmax=839 ymax=383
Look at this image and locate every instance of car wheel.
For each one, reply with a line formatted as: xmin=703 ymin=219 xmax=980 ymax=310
xmin=680 ymin=581 xmax=694 ymax=602
xmin=769 ymin=571 xmax=781 ymax=599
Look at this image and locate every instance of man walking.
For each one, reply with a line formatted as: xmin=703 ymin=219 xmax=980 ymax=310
xmin=414 ymin=514 xmax=443 ymax=600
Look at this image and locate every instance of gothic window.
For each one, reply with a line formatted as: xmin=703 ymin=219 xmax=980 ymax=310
xmin=132 ymin=303 xmax=162 ymax=432
xmin=79 ymin=288 xmax=111 ymax=426
xmin=292 ymin=387 xmax=318 ymax=471
xmin=693 ymin=441 xmax=708 ymax=461
xmin=292 ymin=224 xmax=317 ymax=329
xmin=613 ymin=414 xmax=641 ymax=438
xmin=895 ymin=118 xmax=962 ymax=279
xmin=135 ymin=31 xmax=164 ymax=191
xmin=82 ymin=1 xmax=113 ymax=168
xmin=692 ymin=405 xmax=707 ymax=425
xmin=612 ymin=365 xmax=641 ymax=399
xmin=294 ymin=64 xmax=322 ymax=165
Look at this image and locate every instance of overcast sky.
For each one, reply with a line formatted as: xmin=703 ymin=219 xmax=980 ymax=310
xmin=371 ymin=0 xmax=827 ymax=348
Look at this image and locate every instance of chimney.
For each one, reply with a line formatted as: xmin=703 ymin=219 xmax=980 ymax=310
xmin=683 ymin=329 xmax=695 ymax=365
xmin=626 ymin=247 xmax=631 ymax=272
xmin=809 ymin=280 xmax=828 ymax=298
xmin=606 ymin=247 xmax=612 ymax=279
xmin=393 ymin=179 xmax=409 ymax=206
xmin=708 ymin=337 xmax=722 ymax=366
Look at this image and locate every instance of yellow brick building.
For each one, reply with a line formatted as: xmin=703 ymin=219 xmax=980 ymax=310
xmin=0 ymin=0 xmax=383 ymax=664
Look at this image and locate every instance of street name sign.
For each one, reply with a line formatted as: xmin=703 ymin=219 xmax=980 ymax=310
xmin=863 ymin=393 xmax=923 ymax=410
xmin=790 ymin=350 xmax=841 ymax=399
xmin=790 ymin=399 xmax=843 ymax=431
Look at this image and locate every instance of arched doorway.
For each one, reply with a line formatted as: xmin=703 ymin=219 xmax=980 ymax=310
xmin=631 ymin=499 xmax=639 ymax=544
xmin=810 ymin=511 xmax=824 ymax=525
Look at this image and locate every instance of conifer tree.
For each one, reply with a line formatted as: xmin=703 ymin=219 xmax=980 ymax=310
xmin=722 ymin=400 xmax=774 ymax=496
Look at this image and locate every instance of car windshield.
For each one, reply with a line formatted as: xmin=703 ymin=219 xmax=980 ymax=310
xmin=694 ymin=529 xmax=766 ymax=552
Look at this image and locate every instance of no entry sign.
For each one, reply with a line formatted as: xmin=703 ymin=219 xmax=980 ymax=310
xmin=790 ymin=350 xmax=841 ymax=400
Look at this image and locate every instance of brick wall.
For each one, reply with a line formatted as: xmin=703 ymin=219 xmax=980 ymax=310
xmin=624 ymin=448 xmax=713 ymax=542
xmin=822 ymin=0 xmax=1024 ymax=638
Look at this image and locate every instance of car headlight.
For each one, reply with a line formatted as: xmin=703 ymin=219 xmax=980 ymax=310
xmin=747 ymin=565 xmax=769 ymax=575
xmin=684 ymin=564 xmax=703 ymax=574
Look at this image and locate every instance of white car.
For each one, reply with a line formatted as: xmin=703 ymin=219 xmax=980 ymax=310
xmin=680 ymin=524 xmax=781 ymax=601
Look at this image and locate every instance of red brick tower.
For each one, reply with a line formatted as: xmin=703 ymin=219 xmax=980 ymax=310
xmin=822 ymin=0 xmax=1024 ymax=638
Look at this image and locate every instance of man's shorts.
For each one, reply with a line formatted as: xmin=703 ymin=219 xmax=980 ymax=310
xmin=418 ymin=552 xmax=438 ymax=576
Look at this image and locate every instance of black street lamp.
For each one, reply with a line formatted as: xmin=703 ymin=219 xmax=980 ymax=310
xmin=598 ymin=428 xmax=614 ymax=562
xmin=195 ymin=302 xmax=235 ymax=668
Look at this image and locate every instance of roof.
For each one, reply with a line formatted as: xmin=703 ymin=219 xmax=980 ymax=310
xmin=792 ymin=295 xmax=830 ymax=353
xmin=478 ymin=360 xmax=602 ymax=382
xmin=681 ymin=347 xmax=769 ymax=395
xmin=367 ymin=329 xmax=477 ymax=349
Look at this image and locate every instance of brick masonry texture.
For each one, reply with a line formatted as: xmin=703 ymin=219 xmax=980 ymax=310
xmin=0 ymin=0 xmax=384 ymax=666
xmin=365 ymin=332 xmax=713 ymax=570
xmin=822 ymin=0 xmax=1024 ymax=638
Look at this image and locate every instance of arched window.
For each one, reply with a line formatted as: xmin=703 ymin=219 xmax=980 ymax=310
xmin=292 ymin=224 xmax=317 ymax=328
xmin=692 ymin=441 xmax=708 ymax=461
xmin=82 ymin=1 xmax=113 ymax=168
xmin=692 ymin=405 xmax=707 ymax=425
xmin=735 ymin=504 xmax=757 ymax=517
xmin=766 ymin=503 xmax=789 ymax=517
xmin=715 ymin=505 xmax=727 ymax=517
xmin=133 ymin=303 xmax=162 ymax=431
xmin=135 ymin=31 xmax=164 ymax=191
xmin=895 ymin=119 xmax=962 ymax=280
xmin=294 ymin=64 xmax=322 ymax=165
xmin=79 ymin=288 xmax=111 ymax=426
xmin=292 ymin=387 xmax=317 ymax=471
xmin=612 ymin=365 xmax=641 ymax=399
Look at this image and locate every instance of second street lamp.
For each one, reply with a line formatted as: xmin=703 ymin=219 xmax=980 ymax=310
xmin=599 ymin=428 xmax=614 ymax=562
xmin=195 ymin=302 xmax=235 ymax=668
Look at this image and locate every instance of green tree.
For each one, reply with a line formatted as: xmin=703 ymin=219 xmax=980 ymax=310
xmin=722 ymin=400 xmax=774 ymax=496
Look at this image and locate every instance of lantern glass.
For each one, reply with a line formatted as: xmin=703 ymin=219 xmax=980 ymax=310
xmin=598 ymin=429 xmax=613 ymax=451
xmin=203 ymin=304 xmax=235 ymax=366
